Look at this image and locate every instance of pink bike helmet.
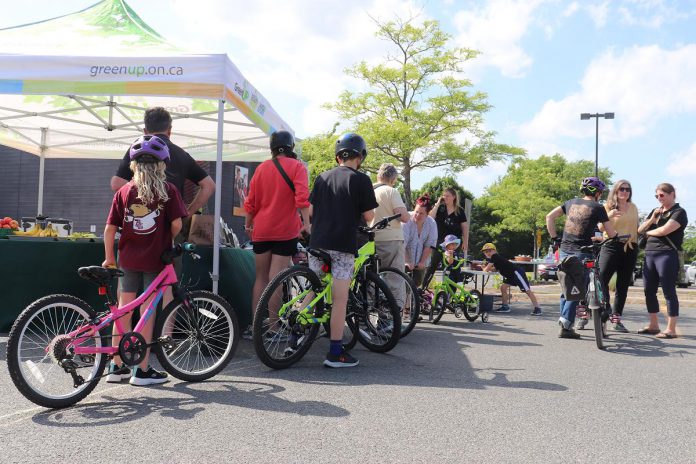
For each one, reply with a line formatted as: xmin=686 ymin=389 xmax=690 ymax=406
xmin=129 ymin=135 xmax=170 ymax=163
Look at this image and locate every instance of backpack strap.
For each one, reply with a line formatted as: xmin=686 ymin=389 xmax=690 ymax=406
xmin=272 ymin=158 xmax=295 ymax=193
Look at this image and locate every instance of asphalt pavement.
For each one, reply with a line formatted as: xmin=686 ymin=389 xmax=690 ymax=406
xmin=1 ymin=299 xmax=695 ymax=463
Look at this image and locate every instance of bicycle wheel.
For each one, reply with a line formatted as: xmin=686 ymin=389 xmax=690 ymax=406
xmin=253 ymin=266 xmax=321 ymax=369
xmin=431 ymin=292 xmax=448 ymax=325
xmin=592 ymin=306 xmax=606 ymax=350
xmin=154 ymin=290 xmax=239 ymax=381
xmin=7 ymin=295 xmax=107 ymax=409
xmin=354 ymin=270 xmax=401 ymax=352
xmin=379 ymin=267 xmax=420 ymax=338
xmin=462 ymin=290 xmax=481 ymax=322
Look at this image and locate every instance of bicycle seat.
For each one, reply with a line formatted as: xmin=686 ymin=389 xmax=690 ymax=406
xmin=306 ymin=248 xmax=332 ymax=266
xmin=77 ymin=266 xmax=124 ymax=284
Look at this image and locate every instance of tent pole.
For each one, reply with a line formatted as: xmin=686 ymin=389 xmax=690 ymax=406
xmin=37 ymin=127 xmax=48 ymax=216
xmin=212 ymin=99 xmax=225 ymax=294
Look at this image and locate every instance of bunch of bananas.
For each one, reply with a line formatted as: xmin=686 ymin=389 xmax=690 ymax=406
xmin=14 ymin=224 xmax=58 ymax=237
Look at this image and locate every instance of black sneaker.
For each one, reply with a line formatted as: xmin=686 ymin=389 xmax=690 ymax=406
xmin=105 ymin=362 xmax=130 ymax=383
xmin=323 ymin=351 xmax=359 ymax=368
xmin=129 ymin=366 xmax=169 ymax=386
xmin=559 ymin=327 xmax=581 ymax=339
xmin=530 ymin=307 xmax=543 ymax=316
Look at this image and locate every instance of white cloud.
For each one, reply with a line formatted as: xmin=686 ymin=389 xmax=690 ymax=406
xmin=518 ymin=44 xmax=696 ymax=154
xmin=453 ymin=0 xmax=546 ymax=79
xmin=169 ymin=0 xmax=424 ymax=136
xmin=667 ymin=142 xmax=696 ymax=177
xmin=586 ymin=1 xmax=610 ymax=27
xmin=618 ymin=0 xmax=693 ymax=28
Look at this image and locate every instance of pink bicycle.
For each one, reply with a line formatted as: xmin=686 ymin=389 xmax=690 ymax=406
xmin=6 ymin=243 xmax=239 ymax=409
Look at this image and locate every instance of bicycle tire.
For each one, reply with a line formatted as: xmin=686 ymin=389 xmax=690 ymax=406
xmin=592 ymin=305 xmax=605 ymax=350
xmin=462 ymin=290 xmax=481 ymax=322
xmin=431 ymin=292 xmax=448 ymax=324
xmin=253 ymin=266 xmax=321 ymax=369
xmin=354 ymin=270 xmax=401 ymax=352
xmin=379 ymin=267 xmax=420 ymax=338
xmin=154 ymin=290 xmax=239 ymax=381
xmin=7 ymin=294 xmax=107 ymax=409
xmin=342 ymin=312 xmax=359 ymax=351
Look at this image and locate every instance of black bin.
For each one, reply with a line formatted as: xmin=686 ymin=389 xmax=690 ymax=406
xmin=479 ymin=294 xmax=494 ymax=313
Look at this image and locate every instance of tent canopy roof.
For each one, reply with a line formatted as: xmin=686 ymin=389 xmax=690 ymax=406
xmin=0 ymin=0 xmax=290 ymax=161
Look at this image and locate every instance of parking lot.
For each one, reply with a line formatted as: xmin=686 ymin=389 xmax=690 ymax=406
xmin=2 ymin=296 xmax=696 ymax=463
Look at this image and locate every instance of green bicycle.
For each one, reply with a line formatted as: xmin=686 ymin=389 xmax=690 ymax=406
xmin=428 ymin=248 xmax=484 ymax=324
xmin=253 ymin=215 xmax=402 ymax=369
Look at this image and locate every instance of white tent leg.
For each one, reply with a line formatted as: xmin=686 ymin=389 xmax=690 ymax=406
xmin=212 ymin=99 xmax=225 ymax=294
xmin=37 ymin=127 xmax=48 ymax=215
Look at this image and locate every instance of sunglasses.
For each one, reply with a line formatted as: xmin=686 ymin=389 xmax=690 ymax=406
xmin=618 ymin=187 xmax=631 ymax=192
xmin=655 ymin=193 xmax=669 ymax=199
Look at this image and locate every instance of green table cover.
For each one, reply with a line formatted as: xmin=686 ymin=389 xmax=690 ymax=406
xmin=0 ymin=239 xmax=254 ymax=332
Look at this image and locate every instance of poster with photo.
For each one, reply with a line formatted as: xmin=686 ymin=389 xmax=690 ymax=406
xmin=232 ymin=165 xmax=249 ymax=217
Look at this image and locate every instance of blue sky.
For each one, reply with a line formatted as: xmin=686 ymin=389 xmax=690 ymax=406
xmin=3 ymin=0 xmax=696 ymax=219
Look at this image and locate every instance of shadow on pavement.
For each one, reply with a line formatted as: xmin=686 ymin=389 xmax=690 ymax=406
xmin=240 ymin=322 xmax=567 ymax=393
xmin=31 ymin=379 xmax=348 ymax=427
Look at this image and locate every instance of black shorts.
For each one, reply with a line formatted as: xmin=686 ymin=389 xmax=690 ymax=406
xmin=502 ymin=268 xmax=531 ymax=293
xmin=253 ymin=238 xmax=298 ymax=256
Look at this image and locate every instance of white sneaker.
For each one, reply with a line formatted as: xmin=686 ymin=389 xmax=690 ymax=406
xmin=105 ymin=363 xmax=131 ymax=383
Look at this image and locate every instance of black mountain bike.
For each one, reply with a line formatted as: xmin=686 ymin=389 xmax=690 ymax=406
xmin=578 ymin=234 xmax=630 ymax=350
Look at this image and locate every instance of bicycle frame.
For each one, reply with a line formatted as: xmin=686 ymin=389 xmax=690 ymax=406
xmin=276 ymin=230 xmax=379 ymax=327
xmin=65 ymin=264 xmax=179 ymax=355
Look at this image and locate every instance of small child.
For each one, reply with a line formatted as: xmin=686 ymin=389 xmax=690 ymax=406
xmin=103 ymin=135 xmax=188 ymax=386
xmin=481 ymin=243 xmax=542 ymax=316
xmin=441 ymin=234 xmax=465 ymax=282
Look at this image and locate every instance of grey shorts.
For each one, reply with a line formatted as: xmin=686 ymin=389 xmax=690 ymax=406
xmin=308 ymin=250 xmax=355 ymax=281
xmin=119 ymin=268 xmax=160 ymax=293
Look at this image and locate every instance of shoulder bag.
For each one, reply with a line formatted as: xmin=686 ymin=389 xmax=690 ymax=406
xmin=272 ymin=158 xmax=295 ymax=192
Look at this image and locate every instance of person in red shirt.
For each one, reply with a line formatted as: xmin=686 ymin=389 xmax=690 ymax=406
xmin=103 ymin=135 xmax=188 ymax=386
xmin=244 ymin=131 xmax=311 ymax=332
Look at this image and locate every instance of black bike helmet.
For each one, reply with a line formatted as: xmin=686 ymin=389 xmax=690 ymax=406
xmin=335 ymin=133 xmax=367 ymax=161
xmin=269 ymin=130 xmax=296 ymax=158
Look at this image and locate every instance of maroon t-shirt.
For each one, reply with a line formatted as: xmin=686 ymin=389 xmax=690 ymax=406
xmin=107 ymin=182 xmax=188 ymax=272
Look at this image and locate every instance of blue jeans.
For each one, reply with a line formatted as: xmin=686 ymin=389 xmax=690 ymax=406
xmin=559 ymin=250 xmax=592 ymax=328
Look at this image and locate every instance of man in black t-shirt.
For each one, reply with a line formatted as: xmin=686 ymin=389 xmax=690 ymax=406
xmin=110 ymin=107 xmax=216 ymax=312
xmin=309 ymin=133 xmax=378 ymax=368
xmin=110 ymin=107 xmax=215 ymax=216
xmin=546 ymin=177 xmax=616 ymax=338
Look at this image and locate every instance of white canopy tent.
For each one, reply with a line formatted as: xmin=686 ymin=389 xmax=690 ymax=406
xmin=0 ymin=0 xmax=293 ymax=292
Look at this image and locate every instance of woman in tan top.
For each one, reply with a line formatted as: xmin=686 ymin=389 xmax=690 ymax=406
xmin=598 ymin=179 xmax=639 ymax=332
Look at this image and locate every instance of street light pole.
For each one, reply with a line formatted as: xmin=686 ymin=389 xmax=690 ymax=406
xmin=580 ymin=112 xmax=614 ymax=177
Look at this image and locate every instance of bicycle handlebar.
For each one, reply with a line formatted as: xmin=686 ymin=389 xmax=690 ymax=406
xmin=162 ymin=242 xmax=198 ymax=264
xmin=358 ymin=213 xmax=402 ymax=234
xmin=579 ymin=234 xmax=631 ymax=254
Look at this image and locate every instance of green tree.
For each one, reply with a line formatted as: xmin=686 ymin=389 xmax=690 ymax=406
xmin=683 ymin=223 xmax=696 ymax=263
xmin=477 ymin=155 xmax=612 ymax=256
xmin=299 ymin=125 xmax=340 ymax=189
xmin=326 ymin=17 xmax=523 ymax=206
xmin=411 ymin=175 xmax=474 ymax=207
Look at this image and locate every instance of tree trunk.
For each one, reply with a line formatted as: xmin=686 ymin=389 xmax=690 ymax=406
xmin=403 ymin=164 xmax=412 ymax=208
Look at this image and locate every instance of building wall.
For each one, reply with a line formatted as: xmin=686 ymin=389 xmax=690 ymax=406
xmin=0 ymin=145 xmax=257 ymax=241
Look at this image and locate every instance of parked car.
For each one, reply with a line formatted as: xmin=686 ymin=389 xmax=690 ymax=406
xmin=677 ymin=264 xmax=691 ymax=288
xmin=538 ymin=263 xmax=558 ymax=281
xmin=687 ymin=261 xmax=696 ymax=285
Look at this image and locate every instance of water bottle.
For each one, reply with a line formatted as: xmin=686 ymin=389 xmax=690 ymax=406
xmin=547 ymin=245 xmax=554 ymax=263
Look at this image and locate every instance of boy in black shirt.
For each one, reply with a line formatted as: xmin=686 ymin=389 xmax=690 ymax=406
xmin=481 ymin=243 xmax=542 ymax=316
xmin=309 ymin=133 xmax=378 ymax=368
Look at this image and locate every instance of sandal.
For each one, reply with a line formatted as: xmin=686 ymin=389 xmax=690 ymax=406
xmin=637 ymin=327 xmax=660 ymax=335
xmin=656 ymin=332 xmax=677 ymax=339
